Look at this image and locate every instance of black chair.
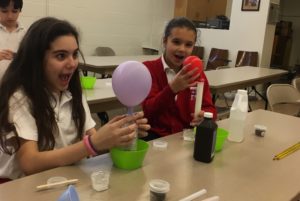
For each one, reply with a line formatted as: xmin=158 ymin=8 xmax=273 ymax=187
xmin=191 ymin=46 xmax=204 ymax=59
xmin=235 ymin=50 xmax=259 ymax=110
xmin=235 ymin=51 xmax=258 ymax=67
xmin=95 ymin=46 xmax=116 ymax=57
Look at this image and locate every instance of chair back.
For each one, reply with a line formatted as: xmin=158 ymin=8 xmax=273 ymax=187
xmin=216 ymin=66 xmax=230 ymax=70
xmin=267 ymin=84 xmax=300 ymax=116
xmin=235 ymin=51 xmax=258 ymax=67
xmin=206 ymin=48 xmax=230 ymax=71
xmin=292 ymin=77 xmax=300 ymax=93
xmin=95 ymin=46 xmax=116 ymax=56
xmin=191 ymin=46 xmax=204 ymax=59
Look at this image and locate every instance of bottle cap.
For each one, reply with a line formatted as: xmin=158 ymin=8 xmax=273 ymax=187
xmin=204 ymin=112 xmax=213 ymax=118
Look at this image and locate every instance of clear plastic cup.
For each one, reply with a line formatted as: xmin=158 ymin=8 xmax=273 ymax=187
xmin=183 ymin=129 xmax=195 ymax=141
xmin=90 ymin=170 xmax=110 ymax=192
xmin=47 ymin=176 xmax=67 ymax=184
xmin=149 ymin=179 xmax=170 ymax=201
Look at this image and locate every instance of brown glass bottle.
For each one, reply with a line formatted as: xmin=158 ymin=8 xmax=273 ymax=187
xmin=193 ymin=112 xmax=217 ymax=163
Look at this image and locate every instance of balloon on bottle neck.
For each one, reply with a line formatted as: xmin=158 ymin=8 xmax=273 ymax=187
xmin=112 ymin=61 xmax=152 ymax=110
xmin=183 ymin=56 xmax=204 ymax=80
xmin=127 ymin=107 xmax=134 ymax=115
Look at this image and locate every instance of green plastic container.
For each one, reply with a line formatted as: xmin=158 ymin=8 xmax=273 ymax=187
xmin=215 ymin=128 xmax=229 ymax=152
xmin=80 ymin=76 xmax=96 ymax=89
xmin=110 ymin=139 xmax=149 ymax=170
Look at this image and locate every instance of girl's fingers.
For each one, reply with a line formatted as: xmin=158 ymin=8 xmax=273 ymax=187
xmin=138 ymin=123 xmax=151 ymax=131
xmin=114 ymin=111 xmax=145 ymax=127
xmin=133 ymin=111 xmax=144 ymax=118
xmin=117 ymin=123 xmax=137 ymax=137
xmin=181 ymin=63 xmax=191 ymax=73
xmin=190 ymin=116 xmax=204 ymax=127
xmin=109 ymin=114 xmax=126 ymax=124
xmin=190 ymin=121 xmax=200 ymax=127
xmin=112 ymin=115 xmax=135 ymax=127
xmin=191 ymin=71 xmax=200 ymax=80
xmin=119 ymin=131 xmax=136 ymax=145
xmin=136 ymin=117 xmax=148 ymax=124
xmin=138 ymin=130 xmax=148 ymax=138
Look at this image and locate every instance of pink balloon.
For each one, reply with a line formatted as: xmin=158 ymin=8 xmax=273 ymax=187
xmin=112 ymin=61 xmax=152 ymax=107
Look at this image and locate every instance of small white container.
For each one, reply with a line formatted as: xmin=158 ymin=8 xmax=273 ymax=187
xmin=153 ymin=140 xmax=168 ymax=150
xmin=254 ymin=124 xmax=267 ymax=137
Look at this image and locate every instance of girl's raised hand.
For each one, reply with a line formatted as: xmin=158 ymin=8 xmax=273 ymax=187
xmin=190 ymin=110 xmax=205 ymax=127
xmin=0 ymin=49 xmax=14 ymax=61
xmin=169 ymin=64 xmax=200 ymax=93
xmin=91 ymin=115 xmax=138 ymax=151
xmin=91 ymin=112 xmax=151 ymax=150
xmin=133 ymin=111 xmax=151 ymax=138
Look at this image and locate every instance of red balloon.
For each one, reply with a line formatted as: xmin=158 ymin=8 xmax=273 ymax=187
xmin=183 ymin=56 xmax=203 ymax=74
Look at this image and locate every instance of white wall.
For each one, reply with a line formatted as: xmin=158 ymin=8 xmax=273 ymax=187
xmin=19 ymin=0 xmax=174 ymax=56
xmin=199 ymin=0 xmax=278 ymax=68
xmin=20 ymin=0 xmax=47 ymax=28
xmin=18 ymin=0 xmax=283 ymax=67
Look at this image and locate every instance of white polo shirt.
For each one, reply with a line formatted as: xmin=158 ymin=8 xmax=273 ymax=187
xmin=0 ymin=89 xmax=95 ymax=179
xmin=0 ymin=22 xmax=26 ymax=80
xmin=162 ymin=54 xmax=176 ymax=83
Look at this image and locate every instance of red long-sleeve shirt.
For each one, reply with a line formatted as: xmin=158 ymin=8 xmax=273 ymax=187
xmin=142 ymin=57 xmax=217 ymax=137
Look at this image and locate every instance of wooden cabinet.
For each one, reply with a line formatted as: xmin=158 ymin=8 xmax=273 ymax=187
xmin=271 ymin=21 xmax=293 ymax=67
xmin=174 ymin=0 xmax=227 ymax=21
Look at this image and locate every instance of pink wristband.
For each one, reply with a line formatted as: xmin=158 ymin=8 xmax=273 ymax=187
xmin=83 ymin=135 xmax=97 ymax=156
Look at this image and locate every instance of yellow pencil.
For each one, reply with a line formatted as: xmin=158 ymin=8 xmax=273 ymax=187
xmin=274 ymin=142 xmax=300 ymax=158
xmin=274 ymin=146 xmax=300 ymax=160
xmin=275 ymin=142 xmax=300 ymax=158
xmin=273 ymin=147 xmax=300 ymax=160
xmin=273 ymin=142 xmax=300 ymax=160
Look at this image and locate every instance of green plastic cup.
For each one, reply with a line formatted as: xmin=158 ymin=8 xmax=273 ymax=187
xmin=80 ymin=76 xmax=96 ymax=89
xmin=110 ymin=139 xmax=149 ymax=170
xmin=215 ymin=128 xmax=229 ymax=152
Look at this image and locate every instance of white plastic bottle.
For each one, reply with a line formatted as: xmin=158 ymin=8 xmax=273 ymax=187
xmin=228 ymin=89 xmax=248 ymax=142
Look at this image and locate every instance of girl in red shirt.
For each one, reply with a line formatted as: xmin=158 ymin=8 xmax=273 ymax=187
xmin=142 ymin=17 xmax=216 ymax=140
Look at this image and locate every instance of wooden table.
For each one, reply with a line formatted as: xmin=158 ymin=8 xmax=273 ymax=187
xmin=205 ymin=66 xmax=287 ymax=94
xmin=83 ymin=79 xmax=124 ymax=113
xmin=205 ymin=66 xmax=288 ymax=108
xmin=1 ymin=110 xmax=299 ymax=201
xmin=79 ymin=55 xmax=158 ymax=74
xmin=84 ymin=67 xmax=288 ymax=113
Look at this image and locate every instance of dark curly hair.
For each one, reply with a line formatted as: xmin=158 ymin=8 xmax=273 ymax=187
xmin=0 ymin=17 xmax=86 ymax=154
xmin=0 ymin=0 xmax=23 ymax=10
